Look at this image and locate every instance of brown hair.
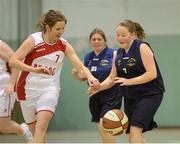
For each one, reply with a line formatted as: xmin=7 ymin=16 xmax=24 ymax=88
xmin=118 ymin=19 xmax=146 ymax=41
xmin=36 ymin=10 xmax=67 ymax=32
xmin=89 ymin=28 xmax=108 ymax=47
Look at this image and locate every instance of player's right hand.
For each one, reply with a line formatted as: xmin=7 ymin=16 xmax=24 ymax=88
xmin=71 ymin=68 xmax=79 ymax=78
xmin=87 ymin=86 xmax=100 ymax=96
xmin=3 ymin=82 xmax=14 ymax=97
xmin=71 ymin=68 xmax=78 ymax=74
xmin=87 ymin=77 xmax=100 ymax=90
xmin=33 ymin=67 xmax=52 ymax=75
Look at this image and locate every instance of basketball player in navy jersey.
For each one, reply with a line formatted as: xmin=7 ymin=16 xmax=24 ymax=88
xmin=88 ymin=20 xmax=165 ymax=143
xmin=72 ymin=28 xmax=122 ymax=143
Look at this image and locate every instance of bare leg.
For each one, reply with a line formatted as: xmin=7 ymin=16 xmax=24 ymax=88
xmin=97 ymin=118 xmax=116 ymax=143
xmin=27 ymin=122 xmax=36 ymax=136
xmin=34 ymin=111 xmax=53 ymax=143
xmin=0 ymin=117 xmax=34 ymax=143
xmin=128 ymin=126 xmax=145 ymax=143
xmin=0 ymin=117 xmax=23 ymax=135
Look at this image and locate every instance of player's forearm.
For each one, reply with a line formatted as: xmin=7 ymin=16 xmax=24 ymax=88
xmin=128 ymin=71 xmax=157 ymax=85
xmin=9 ymin=68 xmax=19 ymax=86
xmin=99 ymin=76 xmax=114 ymax=91
xmin=72 ymin=71 xmax=87 ymax=81
xmin=75 ymin=66 xmax=92 ymax=79
xmin=9 ymin=55 xmax=35 ymax=72
xmin=82 ymin=66 xmax=94 ymax=79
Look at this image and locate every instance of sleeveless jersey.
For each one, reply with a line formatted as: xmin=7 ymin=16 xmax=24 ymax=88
xmin=115 ymin=39 xmax=165 ymax=99
xmin=17 ymin=32 xmax=67 ymax=100
xmin=84 ymin=47 xmax=121 ymax=95
xmin=0 ymin=40 xmax=10 ymax=92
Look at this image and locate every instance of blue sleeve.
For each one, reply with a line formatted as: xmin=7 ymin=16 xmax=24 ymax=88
xmin=84 ymin=53 xmax=90 ymax=67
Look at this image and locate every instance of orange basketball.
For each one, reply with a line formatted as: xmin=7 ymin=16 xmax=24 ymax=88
xmin=102 ymin=109 xmax=128 ymax=136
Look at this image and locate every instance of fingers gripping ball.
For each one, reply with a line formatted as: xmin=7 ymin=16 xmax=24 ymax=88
xmin=102 ymin=109 xmax=128 ymax=136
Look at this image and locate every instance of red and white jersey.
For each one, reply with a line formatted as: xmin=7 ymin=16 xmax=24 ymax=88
xmin=0 ymin=44 xmax=10 ymax=92
xmin=17 ymin=32 xmax=67 ymax=100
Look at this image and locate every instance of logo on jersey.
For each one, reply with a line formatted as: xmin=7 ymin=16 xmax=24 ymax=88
xmin=123 ymin=57 xmax=129 ymax=59
xmin=127 ymin=58 xmax=136 ymax=67
xmin=116 ymin=59 xmax=121 ymax=66
xmin=93 ymin=58 xmax=99 ymax=61
xmin=100 ymin=59 xmax=109 ymax=66
xmin=36 ymin=48 xmax=46 ymax=52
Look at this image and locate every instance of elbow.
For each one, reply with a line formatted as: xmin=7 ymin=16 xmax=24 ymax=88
xmin=154 ymin=72 xmax=157 ymax=79
xmin=8 ymin=56 xmax=14 ymax=67
xmin=151 ymin=71 xmax=157 ymax=81
xmin=8 ymin=55 xmax=17 ymax=68
xmin=108 ymin=76 xmax=115 ymax=86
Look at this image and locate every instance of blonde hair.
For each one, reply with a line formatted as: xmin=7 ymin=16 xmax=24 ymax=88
xmin=118 ymin=19 xmax=146 ymax=41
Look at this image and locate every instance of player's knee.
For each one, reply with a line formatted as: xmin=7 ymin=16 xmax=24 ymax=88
xmin=129 ymin=125 xmax=143 ymax=136
xmin=36 ymin=123 xmax=48 ymax=133
xmin=36 ymin=120 xmax=50 ymax=132
xmin=0 ymin=120 xmax=10 ymax=133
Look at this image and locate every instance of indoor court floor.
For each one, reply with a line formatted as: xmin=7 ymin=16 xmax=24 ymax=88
xmin=0 ymin=128 xmax=180 ymax=143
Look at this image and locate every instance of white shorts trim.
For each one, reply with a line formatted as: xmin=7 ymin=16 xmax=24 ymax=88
xmin=20 ymin=90 xmax=59 ymax=123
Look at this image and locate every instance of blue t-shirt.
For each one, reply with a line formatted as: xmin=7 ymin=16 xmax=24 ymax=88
xmin=84 ymin=47 xmax=121 ymax=96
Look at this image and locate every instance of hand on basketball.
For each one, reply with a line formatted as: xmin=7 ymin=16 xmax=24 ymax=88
xmin=33 ymin=67 xmax=52 ymax=75
xmin=114 ymin=77 xmax=130 ymax=86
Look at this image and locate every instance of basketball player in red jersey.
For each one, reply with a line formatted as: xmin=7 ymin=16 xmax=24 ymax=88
xmin=0 ymin=40 xmax=33 ymax=142
xmin=9 ymin=10 xmax=99 ymax=143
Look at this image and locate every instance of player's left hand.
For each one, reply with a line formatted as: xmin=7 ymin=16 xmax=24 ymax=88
xmin=3 ymin=82 xmax=14 ymax=96
xmin=87 ymin=77 xmax=100 ymax=90
xmin=114 ymin=77 xmax=130 ymax=86
xmin=87 ymin=86 xmax=100 ymax=97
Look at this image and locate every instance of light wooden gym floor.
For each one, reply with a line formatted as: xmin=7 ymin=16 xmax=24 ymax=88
xmin=0 ymin=128 xmax=180 ymax=143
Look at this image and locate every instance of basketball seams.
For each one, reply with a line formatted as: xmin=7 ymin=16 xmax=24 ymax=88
xmin=102 ymin=109 xmax=128 ymax=136
xmin=104 ymin=110 xmax=119 ymax=121
xmin=121 ymin=111 xmax=128 ymax=125
xmin=103 ymin=118 xmax=122 ymax=129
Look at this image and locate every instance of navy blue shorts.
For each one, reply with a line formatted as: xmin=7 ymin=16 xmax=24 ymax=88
xmin=89 ymin=87 xmax=122 ymax=122
xmin=124 ymin=93 xmax=163 ymax=133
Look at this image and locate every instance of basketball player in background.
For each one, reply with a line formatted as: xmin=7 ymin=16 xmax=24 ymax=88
xmin=88 ymin=20 xmax=165 ymax=143
xmin=72 ymin=28 xmax=122 ymax=143
xmin=9 ymin=10 xmax=99 ymax=143
xmin=0 ymin=40 xmax=33 ymax=143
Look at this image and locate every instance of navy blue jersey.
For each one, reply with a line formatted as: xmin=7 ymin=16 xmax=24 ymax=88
xmin=84 ymin=47 xmax=113 ymax=82
xmin=115 ymin=39 xmax=165 ymax=99
xmin=84 ymin=47 xmax=121 ymax=95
